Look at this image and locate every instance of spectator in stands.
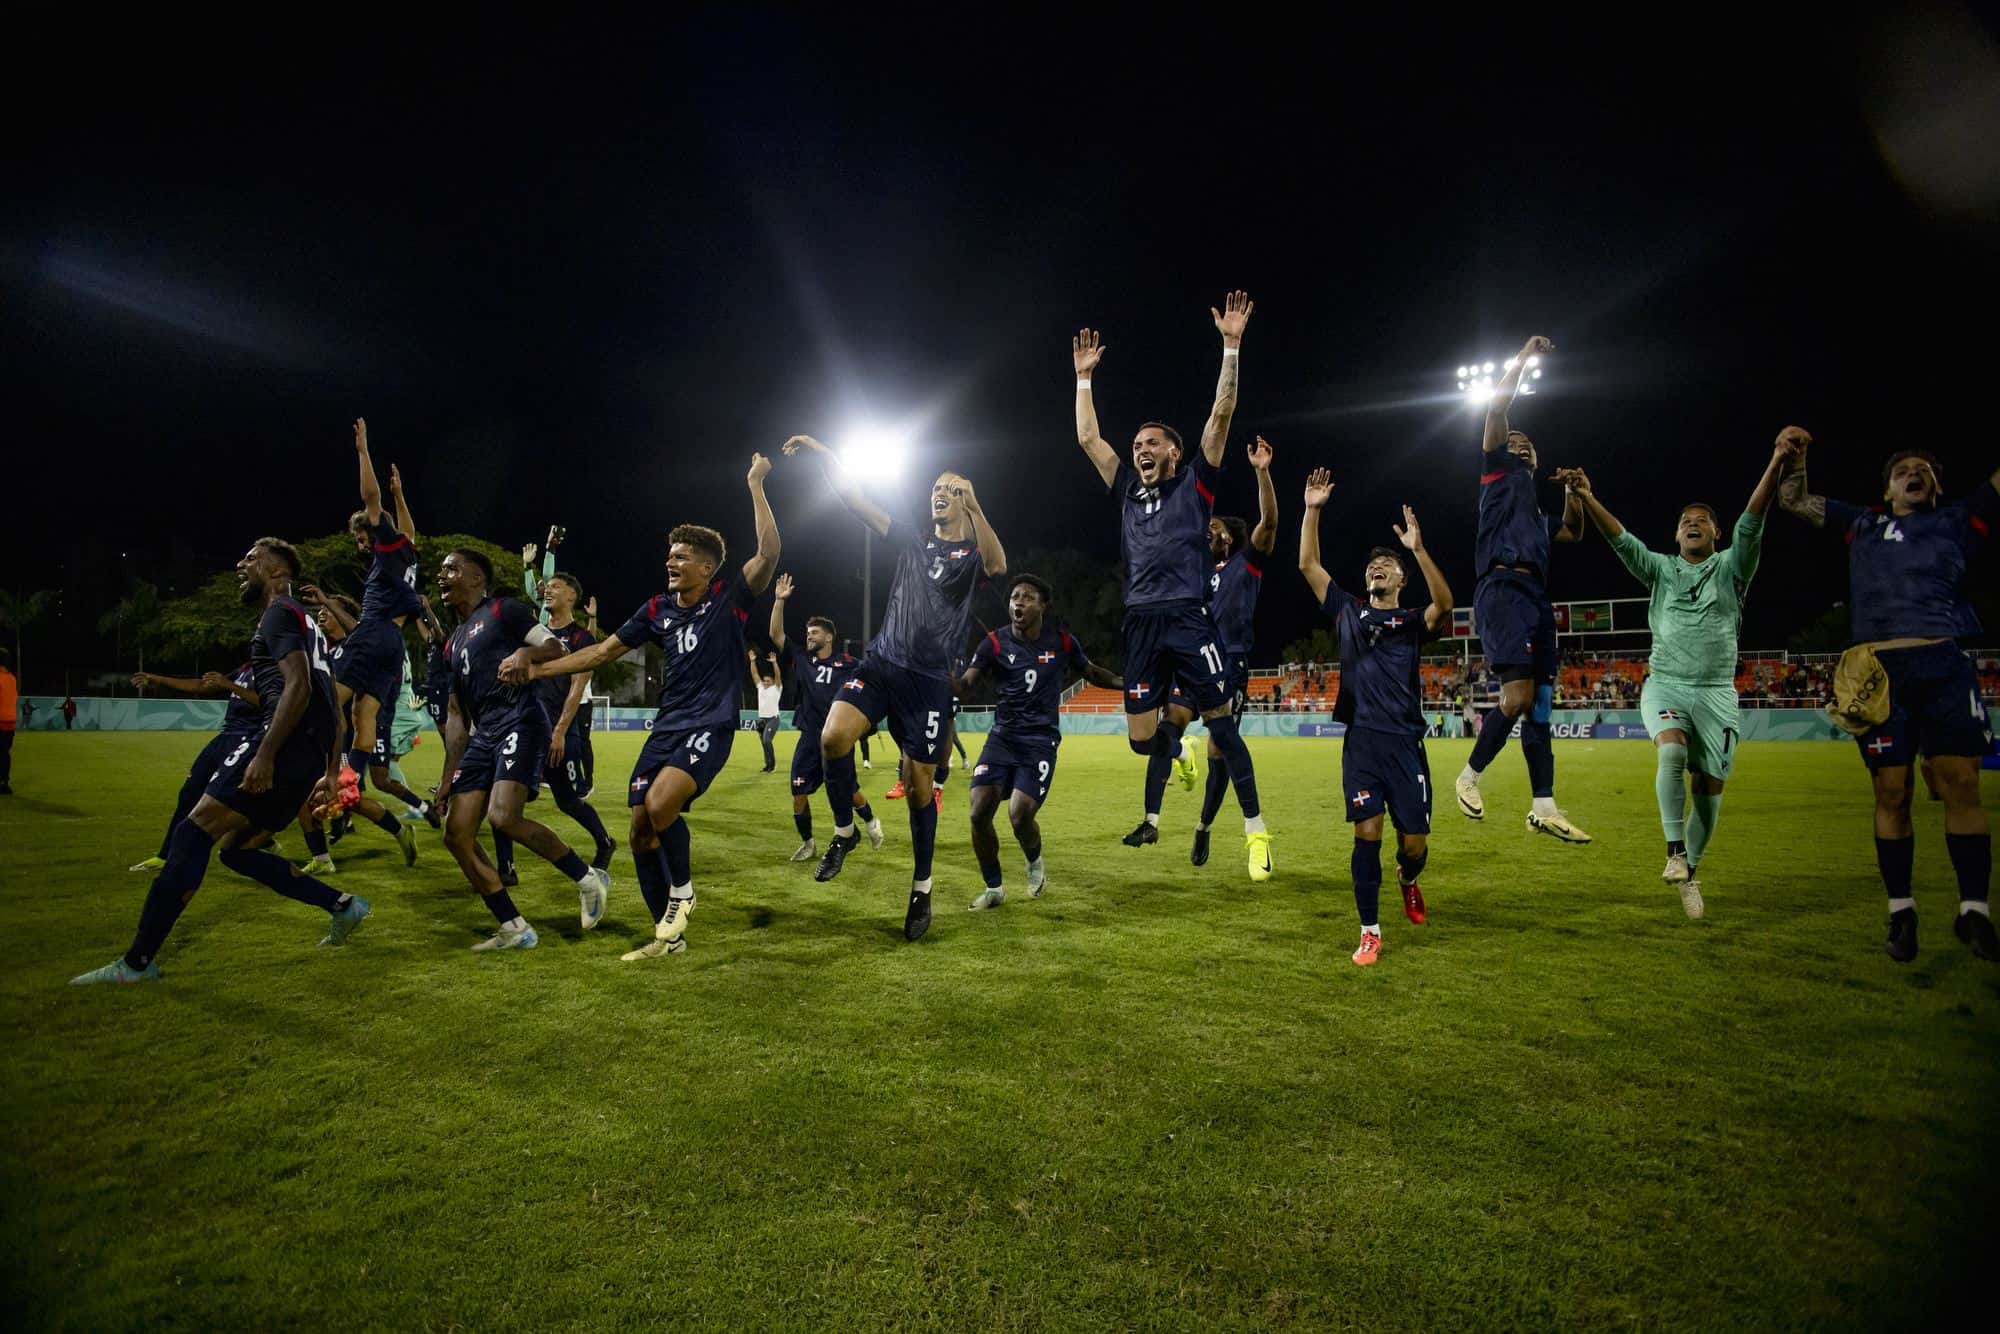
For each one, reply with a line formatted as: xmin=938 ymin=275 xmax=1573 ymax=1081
xmin=61 ymin=695 xmax=77 ymax=730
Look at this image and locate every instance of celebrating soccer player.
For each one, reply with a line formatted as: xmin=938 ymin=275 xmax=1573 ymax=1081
xmin=1299 ymin=472 xmax=1453 ymax=967
xmin=1560 ymin=437 xmax=1788 ymax=918
xmin=1453 ymin=336 xmax=1591 ymax=843
xmin=770 ymin=573 xmax=883 ymax=863
xmin=333 ymin=421 xmax=434 ymax=820
xmin=73 ymin=539 xmax=370 ymax=984
xmin=957 ymin=573 xmax=1123 ymax=909
xmin=780 ymin=434 xmax=1006 ymax=943
xmin=126 ymin=664 xmax=266 ymax=872
xmin=515 ymin=455 xmax=780 ymax=960
xmin=533 ymin=569 xmax=618 ymax=873
xmin=1777 ymin=429 xmax=1997 ymax=961
xmin=435 ymin=549 xmax=612 ymax=951
xmin=1073 ymin=292 xmax=1271 ymax=879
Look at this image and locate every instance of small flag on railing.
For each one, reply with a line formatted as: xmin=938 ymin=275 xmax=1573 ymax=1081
xmin=1451 ymin=607 xmax=1474 ymax=638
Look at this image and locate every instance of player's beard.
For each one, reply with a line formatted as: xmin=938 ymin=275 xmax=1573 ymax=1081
xmin=237 ymin=577 xmax=262 ymax=607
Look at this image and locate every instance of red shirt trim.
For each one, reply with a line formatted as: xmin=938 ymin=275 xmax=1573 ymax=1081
xmin=1479 ymin=470 xmax=1506 ymax=485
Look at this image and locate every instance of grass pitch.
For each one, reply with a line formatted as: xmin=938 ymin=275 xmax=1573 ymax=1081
xmin=2 ymin=730 xmax=1994 ymax=1329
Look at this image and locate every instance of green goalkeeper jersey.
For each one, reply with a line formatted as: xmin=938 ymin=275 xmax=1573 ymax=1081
xmin=1609 ymin=512 xmax=1764 ymax=686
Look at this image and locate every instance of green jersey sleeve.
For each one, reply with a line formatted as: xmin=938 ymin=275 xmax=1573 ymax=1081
xmin=1609 ymin=527 xmax=1671 ymax=589
xmin=1726 ymin=511 xmax=1765 ymax=588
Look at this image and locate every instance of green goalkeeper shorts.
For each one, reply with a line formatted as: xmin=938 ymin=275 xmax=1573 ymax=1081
xmin=1640 ymin=678 xmax=1741 ymax=781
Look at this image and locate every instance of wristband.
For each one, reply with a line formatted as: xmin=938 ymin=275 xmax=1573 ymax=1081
xmin=1076 ymin=378 xmax=1092 ymax=389
xmin=1222 ymin=346 xmax=1240 ymax=358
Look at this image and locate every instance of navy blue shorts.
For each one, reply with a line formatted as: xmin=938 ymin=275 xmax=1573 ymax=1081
xmin=1342 ymin=726 xmax=1432 ymax=834
xmin=1474 ymin=570 xmax=1556 ymax=681
xmin=205 ymin=731 xmax=325 ymax=834
xmin=1856 ymin=642 xmax=1995 ymax=770
xmin=838 ymin=656 xmax=955 ymax=765
xmin=1122 ymin=604 xmax=1229 ymax=714
xmin=789 ymin=730 xmax=826 ymax=796
xmin=453 ymin=706 xmax=549 ymax=797
xmin=547 ymin=724 xmax=592 ymax=805
xmin=970 ymin=732 xmax=1060 ymax=804
xmin=367 ymin=691 xmax=397 ymax=767
xmin=189 ymin=726 xmax=260 ymax=784
xmin=334 ymin=616 xmax=407 ymax=706
xmin=629 ymin=722 xmax=735 ymax=808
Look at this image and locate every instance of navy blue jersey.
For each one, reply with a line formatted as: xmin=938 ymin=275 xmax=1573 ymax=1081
xmin=535 ymin=621 xmax=595 ymax=721
xmin=616 ymin=574 xmax=754 ymax=732
xmin=870 ymin=516 xmax=984 ymax=679
xmin=790 ymin=646 xmax=859 ymax=735
xmin=1475 ymin=448 xmax=1557 ymax=580
xmin=1116 ymin=457 xmax=1222 ymax=608
xmin=221 ymin=661 xmax=261 ymax=731
xmin=1209 ymin=551 xmax=1263 ymax=653
xmin=1321 ymin=585 xmax=1427 ymax=738
xmin=252 ymin=594 xmax=340 ymax=753
xmin=1827 ymin=482 xmax=1995 ymax=643
xmin=422 ymin=640 xmax=451 ymax=726
xmin=360 ymin=513 xmax=424 ymax=622
xmin=448 ymin=596 xmax=543 ymax=724
xmin=971 ymin=624 xmax=1092 ymax=744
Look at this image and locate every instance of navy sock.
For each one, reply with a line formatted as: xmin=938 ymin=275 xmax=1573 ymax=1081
xmin=304 ymin=828 xmax=329 ymax=857
xmin=159 ymin=769 xmax=208 ymax=859
xmin=854 ymin=799 xmax=875 ymax=825
xmin=484 ymin=888 xmax=521 ymax=924
xmin=633 ymin=845 xmax=668 ymax=922
xmin=825 ymin=748 xmax=858 ymax=829
xmin=1875 ymin=835 xmax=1915 ymax=902
xmin=1468 ymin=705 xmax=1513 ymax=773
xmin=1521 ymin=719 xmax=1554 ymax=798
xmin=1205 ymin=715 xmax=1261 ymax=819
xmin=794 ymin=810 xmax=813 ymax=841
xmin=1142 ymin=721 xmax=1183 ymax=814
xmin=553 ymin=849 xmax=590 ymax=881
xmin=1396 ymin=843 xmax=1429 ymax=885
xmin=219 ymin=846 xmax=343 ymax=911
xmin=1945 ymin=832 xmax=1991 ymax=904
xmin=910 ymin=795 xmax=938 ymax=881
xmin=346 ymin=749 xmax=372 ymax=789
xmin=662 ymin=817 xmax=692 ymax=887
xmin=978 ymin=850 xmax=1004 ymax=889
xmin=1198 ymin=760 xmax=1230 ymax=827
xmin=1019 ymin=824 xmax=1042 ymax=864
xmin=1351 ymin=838 xmax=1383 ymax=927
xmin=558 ymin=796 xmax=614 ymax=855
xmin=492 ymin=830 xmax=514 ymax=872
xmin=368 ymin=808 xmax=402 ymax=836
xmin=127 ymin=821 xmax=216 ymax=968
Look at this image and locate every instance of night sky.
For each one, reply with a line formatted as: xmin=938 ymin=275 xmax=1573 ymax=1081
xmin=6 ymin=7 xmax=1997 ymax=684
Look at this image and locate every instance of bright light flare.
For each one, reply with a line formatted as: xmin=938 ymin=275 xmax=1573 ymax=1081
xmin=838 ymin=425 xmax=911 ymax=481
xmin=1453 ymin=350 xmax=1547 ymax=406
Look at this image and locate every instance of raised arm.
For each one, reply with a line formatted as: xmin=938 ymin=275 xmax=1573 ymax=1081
xmin=389 ymin=463 xmax=417 ymax=545
xmin=1199 ymin=291 xmax=1253 ymax=468
xmin=1072 ymin=328 xmax=1120 ymax=488
xmin=300 ymin=585 xmax=358 ymax=635
xmin=1555 ymin=467 xmax=1623 ymax=540
xmin=1483 ymin=336 xmax=1553 ymax=452
xmin=131 ymin=671 xmax=232 ymax=700
xmin=1246 ymin=436 xmax=1279 ymax=554
xmin=956 ymin=478 xmax=1007 ymax=577
xmin=1298 ymin=468 xmax=1336 ymax=604
xmin=741 ymin=452 xmax=780 ymax=594
xmin=769 ymin=573 xmax=793 ymax=652
xmin=1392 ymin=506 xmax=1454 ymax=633
xmin=1745 ymin=435 xmax=1792 ymax=519
xmin=782 ymin=435 xmax=893 ymax=538
xmin=354 ymin=417 xmax=384 ymax=524
xmin=1554 ymin=479 xmax=1586 ymax=542
xmin=1774 ymin=426 xmax=1825 ymax=528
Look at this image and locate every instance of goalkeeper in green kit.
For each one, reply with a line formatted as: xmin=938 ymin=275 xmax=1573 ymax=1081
xmin=1558 ymin=433 xmax=1792 ymax=919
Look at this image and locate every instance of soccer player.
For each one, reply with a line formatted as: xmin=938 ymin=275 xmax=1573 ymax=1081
xmin=534 ymin=569 xmax=618 ymax=873
xmin=333 ymin=421 xmax=434 ymax=820
xmin=72 ymin=539 xmax=370 ymax=984
xmin=780 ymin=434 xmax=1006 ymax=942
xmin=1190 ymin=435 xmax=1278 ymax=865
xmin=957 ymin=573 xmax=1123 ymax=909
xmin=126 ymin=665 xmax=264 ymax=871
xmin=516 ymin=454 xmax=780 ymax=960
xmin=769 ymin=573 xmax=882 ymax=862
xmin=1777 ymin=430 xmax=1997 ymax=961
xmin=1299 ymin=471 xmax=1453 ymax=967
xmin=434 ymin=548 xmax=612 ymax=951
xmin=1452 ymin=336 xmax=1591 ymax=843
xmin=1072 ymin=292 xmax=1271 ymax=879
xmin=1561 ymin=437 xmax=1789 ymax=919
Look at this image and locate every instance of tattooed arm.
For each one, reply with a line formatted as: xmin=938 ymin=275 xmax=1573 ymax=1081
xmin=1772 ymin=426 xmax=1823 ymax=528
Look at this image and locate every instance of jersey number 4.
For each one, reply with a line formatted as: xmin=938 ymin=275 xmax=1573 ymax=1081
xmin=1882 ymin=522 xmax=1906 ymax=542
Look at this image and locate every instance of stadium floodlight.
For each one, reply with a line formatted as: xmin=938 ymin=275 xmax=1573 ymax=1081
xmin=1454 ymin=351 xmax=1544 ymax=406
xmin=839 ymin=425 xmax=910 ymax=482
